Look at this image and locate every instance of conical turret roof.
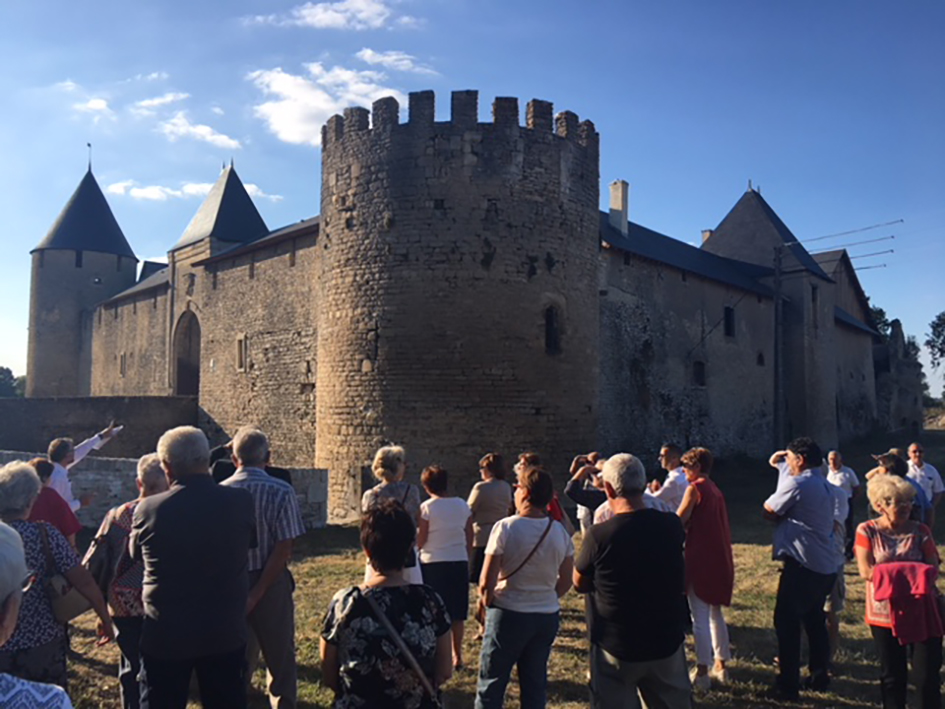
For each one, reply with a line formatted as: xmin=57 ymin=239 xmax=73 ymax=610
xmin=32 ymin=169 xmax=136 ymax=258
xmin=173 ymin=165 xmax=268 ymax=250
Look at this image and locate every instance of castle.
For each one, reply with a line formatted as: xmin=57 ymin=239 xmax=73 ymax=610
xmin=25 ymin=89 xmax=922 ymax=523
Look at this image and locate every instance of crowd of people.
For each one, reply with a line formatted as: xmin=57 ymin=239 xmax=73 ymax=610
xmin=0 ymin=423 xmax=940 ymax=708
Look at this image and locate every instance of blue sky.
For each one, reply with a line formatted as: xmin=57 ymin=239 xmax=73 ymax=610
xmin=1 ymin=0 xmax=942 ymax=395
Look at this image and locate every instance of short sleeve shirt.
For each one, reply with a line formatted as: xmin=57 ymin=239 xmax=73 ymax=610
xmin=0 ymin=521 xmax=79 ymax=652
xmin=826 ymin=465 xmax=859 ymax=498
xmin=419 ymin=497 xmax=471 ymax=563
xmin=764 ymin=467 xmax=837 ymax=575
xmin=322 ymin=585 xmax=451 ymax=709
xmin=907 ymin=462 xmax=944 ymax=502
xmin=485 ymin=515 xmax=573 ymax=613
xmin=467 ymin=479 xmax=513 ymax=547
xmin=28 ymin=487 xmax=82 ymax=539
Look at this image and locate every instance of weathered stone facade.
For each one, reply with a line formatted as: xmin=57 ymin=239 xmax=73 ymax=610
xmin=24 ymin=88 xmax=911 ymax=523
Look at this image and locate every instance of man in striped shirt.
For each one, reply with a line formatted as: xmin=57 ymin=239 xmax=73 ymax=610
xmin=221 ymin=427 xmax=305 ymax=709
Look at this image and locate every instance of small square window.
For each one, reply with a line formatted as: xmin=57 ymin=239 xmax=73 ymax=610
xmin=119 ymin=352 xmax=127 ymax=378
xmin=236 ymin=336 xmax=248 ymax=372
xmin=75 ymin=250 xmax=83 ymax=268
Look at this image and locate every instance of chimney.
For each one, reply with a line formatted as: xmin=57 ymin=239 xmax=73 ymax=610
xmin=701 ymin=229 xmax=714 ymax=244
xmin=609 ymin=180 xmax=629 ymax=236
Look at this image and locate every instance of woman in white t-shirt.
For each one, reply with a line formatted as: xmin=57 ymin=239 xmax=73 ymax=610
xmin=417 ymin=465 xmax=473 ymax=670
xmin=475 ymin=467 xmax=574 ymax=709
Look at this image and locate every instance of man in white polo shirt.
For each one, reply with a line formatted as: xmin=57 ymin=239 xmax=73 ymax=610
xmin=906 ymin=442 xmax=942 ymax=528
xmin=825 ymin=451 xmax=858 ymax=560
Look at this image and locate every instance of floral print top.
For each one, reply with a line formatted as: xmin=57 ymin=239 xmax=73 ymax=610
xmin=321 ymin=585 xmax=450 ymax=708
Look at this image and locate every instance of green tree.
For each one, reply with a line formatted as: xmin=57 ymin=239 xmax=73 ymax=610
xmin=870 ymin=305 xmax=891 ymax=341
xmin=925 ymin=311 xmax=945 ymax=368
xmin=14 ymin=376 xmax=25 ymax=397
xmin=0 ymin=367 xmax=17 ymax=397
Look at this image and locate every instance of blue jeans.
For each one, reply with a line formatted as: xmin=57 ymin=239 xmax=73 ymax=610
xmin=475 ymin=606 xmax=560 ymax=709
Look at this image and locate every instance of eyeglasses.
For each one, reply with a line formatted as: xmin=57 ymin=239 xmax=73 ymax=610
xmin=21 ymin=570 xmax=36 ymax=594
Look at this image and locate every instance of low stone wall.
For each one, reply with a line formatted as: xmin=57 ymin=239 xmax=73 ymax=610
xmin=0 ymin=396 xmax=198 ymax=459
xmin=0 ymin=451 xmax=328 ymax=529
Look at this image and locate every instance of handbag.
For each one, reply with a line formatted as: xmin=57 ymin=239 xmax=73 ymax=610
xmin=476 ymin=516 xmax=554 ymax=626
xmin=363 ymin=589 xmax=443 ymax=709
xmin=39 ymin=524 xmax=93 ymax=624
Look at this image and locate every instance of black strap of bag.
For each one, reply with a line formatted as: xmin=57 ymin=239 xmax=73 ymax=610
xmin=362 ymin=589 xmax=442 ymax=709
xmin=499 ymin=516 xmax=554 ymax=582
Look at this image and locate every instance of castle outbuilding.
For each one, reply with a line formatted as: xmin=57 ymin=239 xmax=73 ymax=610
xmin=25 ymin=90 xmax=920 ymax=522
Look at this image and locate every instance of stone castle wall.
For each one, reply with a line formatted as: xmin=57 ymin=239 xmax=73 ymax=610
xmin=316 ymin=91 xmax=601 ymax=521
xmin=0 ymin=450 xmax=329 ymax=529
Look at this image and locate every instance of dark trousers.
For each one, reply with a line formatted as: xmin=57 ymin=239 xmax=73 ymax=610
xmin=870 ymin=625 xmax=942 ymax=709
xmin=844 ymin=500 xmax=856 ymax=558
xmin=140 ymin=646 xmax=247 ymax=709
xmin=774 ymin=558 xmax=836 ymax=693
xmin=114 ymin=616 xmax=143 ymax=709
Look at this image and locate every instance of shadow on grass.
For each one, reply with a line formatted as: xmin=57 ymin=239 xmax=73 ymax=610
xmin=294 ymin=525 xmax=362 ymax=561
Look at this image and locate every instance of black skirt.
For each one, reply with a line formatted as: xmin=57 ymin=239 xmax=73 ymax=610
xmin=420 ymin=560 xmax=470 ymax=621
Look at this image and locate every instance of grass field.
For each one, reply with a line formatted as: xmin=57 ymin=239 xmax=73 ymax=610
xmin=66 ymin=429 xmax=945 ymax=708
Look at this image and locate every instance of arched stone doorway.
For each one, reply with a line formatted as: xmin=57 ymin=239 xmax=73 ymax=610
xmin=173 ymin=311 xmax=201 ymax=396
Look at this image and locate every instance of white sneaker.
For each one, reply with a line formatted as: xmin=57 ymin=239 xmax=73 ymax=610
xmin=709 ymin=666 xmax=731 ymax=684
xmin=690 ymin=667 xmax=711 ymax=692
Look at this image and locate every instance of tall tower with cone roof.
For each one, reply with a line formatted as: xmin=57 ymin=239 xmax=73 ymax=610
xmin=27 ymin=169 xmax=138 ymax=396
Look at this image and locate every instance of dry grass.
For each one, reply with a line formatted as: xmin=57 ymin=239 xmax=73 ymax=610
xmin=66 ymin=430 xmax=945 ymax=708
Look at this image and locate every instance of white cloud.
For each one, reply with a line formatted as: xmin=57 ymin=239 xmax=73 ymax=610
xmin=394 ymin=15 xmax=423 ymax=29
xmin=73 ymin=98 xmax=111 ymax=112
xmin=211 ymin=106 xmax=225 ymax=116
xmin=248 ymin=0 xmax=401 ymax=30
xmin=54 ymin=80 xmax=78 ymax=92
xmin=135 ymin=92 xmax=190 ymax=109
xmin=105 ymin=179 xmax=282 ymax=202
xmin=355 ymin=48 xmax=436 ymax=75
xmin=158 ymin=111 xmax=241 ymax=150
xmin=247 ymin=62 xmax=405 ymax=146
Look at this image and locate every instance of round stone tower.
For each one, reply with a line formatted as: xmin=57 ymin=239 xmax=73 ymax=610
xmin=316 ymin=90 xmax=600 ymax=522
xmin=27 ymin=169 xmax=137 ymax=397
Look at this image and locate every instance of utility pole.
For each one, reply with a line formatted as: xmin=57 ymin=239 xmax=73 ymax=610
xmin=772 ymin=244 xmax=784 ymax=449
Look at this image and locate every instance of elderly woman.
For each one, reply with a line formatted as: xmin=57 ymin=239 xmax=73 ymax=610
xmin=476 ymin=467 xmax=574 ymax=709
xmin=362 ymin=445 xmax=423 ymax=584
xmin=26 ymin=459 xmax=81 ymax=549
xmin=855 ymin=475 xmax=941 ymax=709
xmin=417 ymin=465 xmax=472 ymax=670
xmin=0 ymin=521 xmax=74 ymax=707
xmin=676 ymin=447 xmax=733 ymax=691
xmin=321 ymin=499 xmax=452 ymax=708
xmin=0 ymin=462 xmax=113 ymax=689
xmin=467 ymin=454 xmax=512 ymax=585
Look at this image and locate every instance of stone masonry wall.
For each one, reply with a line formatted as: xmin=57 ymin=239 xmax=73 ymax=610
xmin=0 ymin=396 xmax=197 ymax=459
xmin=599 ymin=249 xmax=775 ymax=462
xmin=317 ymin=91 xmax=601 ymax=522
xmin=0 ymin=450 xmax=328 ymax=529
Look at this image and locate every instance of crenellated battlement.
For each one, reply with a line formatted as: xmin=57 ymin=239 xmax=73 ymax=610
xmin=320 ymin=89 xmax=598 ymax=151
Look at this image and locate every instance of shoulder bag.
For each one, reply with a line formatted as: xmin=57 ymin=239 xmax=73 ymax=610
xmin=362 ymin=588 xmax=443 ymax=709
xmin=39 ymin=524 xmax=93 ymax=624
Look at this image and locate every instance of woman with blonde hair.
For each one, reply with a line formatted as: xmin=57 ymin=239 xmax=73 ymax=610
xmin=855 ymin=474 xmax=941 ymax=709
xmin=362 ymin=445 xmax=423 ymax=584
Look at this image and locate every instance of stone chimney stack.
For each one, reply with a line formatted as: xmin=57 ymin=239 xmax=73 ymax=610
xmin=609 ymin=180 xmax=629 ymax=236
xmin=701 ymin=229 xmax=714 ymax=244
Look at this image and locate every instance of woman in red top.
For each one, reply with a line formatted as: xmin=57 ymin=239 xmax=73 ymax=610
xmin=677 ymin=447 xmax=734 ymax=692
xmin=855 ymin=474 xmax=941 ymax=709
xmin=25 ymin=458 xmax=81 ymax=549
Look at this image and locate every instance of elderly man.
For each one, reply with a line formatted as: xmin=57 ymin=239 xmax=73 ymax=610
xmin=764 ymin=437 xmax=837 ymax=700
xmin=574 ymin=453 xmax=691 ymax=709
xmin=0 ymin=521 xmax=74 ymax=708
xmin=84 ymin=453 xmax=169 ymax=709
xmin=906 ymin=442 xmax=942 ymax=528
xmin=221 ymin=427 xmax=305 ymax=708
xmin=47 ymin=422 xmax=119 ymax=512
xmin=825 ymin=450 xmax=859 ymax=560
xmin=131 ymin=426 xmax=255 ymax=709
xmin=648 ymin=444 xmax=689 ymax=512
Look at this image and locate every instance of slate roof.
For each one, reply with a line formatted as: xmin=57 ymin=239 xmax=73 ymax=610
xmin=835 ymin=305 xmax=879 ymax=336
xmin=138 ymin=260 xmax=167 ymax=281
xmin=600 ymin=213 xmax=774 ymax=297
xmin=194 ymin=216 xmax=319 ymax=266
xmin=32 ymin=169 xmax=136 ymax=259
xmin=104 ymin=266 xmax=169 ymax=304
xmin=705 ymin=189 xmax=831 ymax=282
xmin=173 ymin=166 xmax=268 ymax=250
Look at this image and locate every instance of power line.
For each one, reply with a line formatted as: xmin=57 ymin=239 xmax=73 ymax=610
xmin=810 ymin=235 xmax=895 ymax=253
xmin=805 ymin=219 xmax=903 ymax=243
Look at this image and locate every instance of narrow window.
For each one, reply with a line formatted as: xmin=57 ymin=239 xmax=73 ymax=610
xmin=724 ymin=306 xmax=735 ymax=337
xmin=681 ymin=271 xmax=687 ymax=282
xmin=623 ymin=252 xmax=631 ymax=266
xmin=75 ymin=250 xmax=83 ymax=268
xmin=544 ymin=306 xmax=561 ymax=355
xmin=119 ymin=352 xmax=127 ymax=378
xmin=132 ymin=300 xmax=137 ymax=315
xmin=38 ymin=251 xmax=45 ymax=268
xmin=212 ymin=271 xmax=218 ymax=290
xmin=289 ymin=240 xmax=297 ymax=267
xmin=811 ymin=285 xmax=819 ymax=328
xmin=249 ymin=260 xmax=255 ymax=280
xmin=152 ymin=293 xmax=158 ymax=310
xmin=116 ymin=255 xmax=122 ymax=271
xmin=757 ymin=352 xmax=765 ymax=367
xmin=693 ymin=361 xmax=706 ymax=387
xmin=113 ymin=305 xmax=118 ymax=320
xmin=98 ymin=309 xmax=102 ymax=325
xmin=236 ymin=336 xmax=248 ymax=372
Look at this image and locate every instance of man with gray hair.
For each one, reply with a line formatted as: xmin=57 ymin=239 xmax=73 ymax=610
xmin=221 ymin=426 xmax=305 ymax=708
xmin=131 ymin=426 xmax=256 ymax=709
xmin=573 ymin=453 xmax=691 ymax=708
xmin=47 ymin=422 xmax=120 ymax=513
xmin=84 ymin=453 xmax=169 ymax=709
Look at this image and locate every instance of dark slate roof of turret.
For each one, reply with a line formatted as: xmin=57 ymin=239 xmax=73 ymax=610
xmin=32 ymin=169 xmax=136 ymax=258
xmin=706 ymin=189 xmax=831 ymax=281
xmin=138 ymin=260 xmax=167 ymax=281
xmin=600 ymin=213 xmax=774 ymax=297
xmin=104 ymin=266 xmax=169 ymax=304
xmin=173 ymin=165 xmax=268 ymax=250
